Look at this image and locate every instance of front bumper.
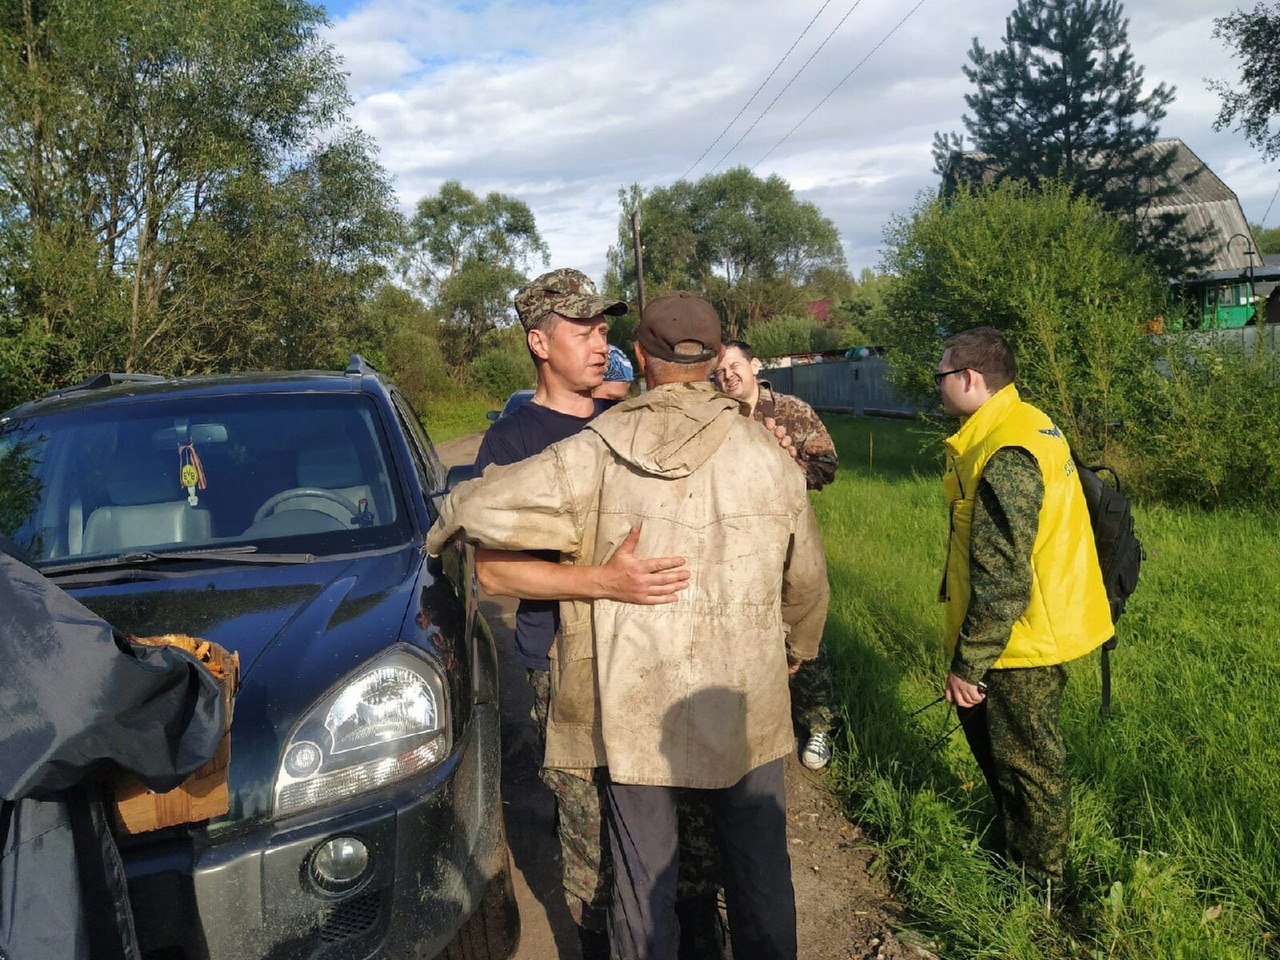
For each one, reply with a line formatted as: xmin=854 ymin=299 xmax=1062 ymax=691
xmin=124 ymin=702 xmax=503 ymax=960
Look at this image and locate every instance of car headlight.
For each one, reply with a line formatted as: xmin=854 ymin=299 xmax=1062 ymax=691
xmin=274 ymin=649 xmax=451 ymax=816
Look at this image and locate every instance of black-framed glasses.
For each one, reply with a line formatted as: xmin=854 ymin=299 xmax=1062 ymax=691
xmin=934 ymin=367 xmax=968 ymax=385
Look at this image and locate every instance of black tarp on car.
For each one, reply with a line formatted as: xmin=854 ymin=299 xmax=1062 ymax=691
xmin=0 ymin=546 xmax=225 ymax=960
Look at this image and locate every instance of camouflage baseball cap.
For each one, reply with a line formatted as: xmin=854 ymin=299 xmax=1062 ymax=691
xmin=514 ymin=268 xmax=627 ymax=332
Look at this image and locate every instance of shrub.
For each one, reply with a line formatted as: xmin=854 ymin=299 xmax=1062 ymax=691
xmin=1120 ymin=333 xmax=1280 ymax=508
xmin=746 ymin=313 xmax=837 ymax=360
xmin=468 ymin=343 xmax=533 ymax=400
xmin=874 ymin=180 xmax=1163 ymax=456
xmin=375 ymin=285 xmax=458 ymax=410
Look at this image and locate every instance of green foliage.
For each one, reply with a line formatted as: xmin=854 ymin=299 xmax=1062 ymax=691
xmin=937 ymin=0 xmax=1204 ymax=276
xmin=374 ymin=285 xmax=457 ymax=407
xmin=1251 ymin=221 xmax=1280 ymax=254
xmin=745 ymin=313 xmax=836 ymax=360
xmin=604 ymin=170 xmax=847 ymax=336
xmin=403 ymin=180 xmax=548 ymax=366
xmin=467 ymin=334 xmax=534 ymax=401
xmin=828 ymin=267 xmax=890 ymax=346
xmin=1212 ymin=2 xmax=1280 ymax=162
xmin=817 ymin=416 xmax=1280 ymax=960
xmin=1120 ymin=335 xmax=1280 ymax=509
xmin=875 ymin=180 xmax=1162 ymax=454
xmin=0 ymin=0 xmax=400 ymax=405
xmin=371 ymin=282 xmax=520 ymax=442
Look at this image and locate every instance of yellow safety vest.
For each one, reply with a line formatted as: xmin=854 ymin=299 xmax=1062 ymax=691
xmin=941 ymin=384 xmax=1113 ymax=669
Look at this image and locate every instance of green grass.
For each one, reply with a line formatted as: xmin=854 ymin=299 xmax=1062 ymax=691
xmin=815 ymin=415 xmax=1280 ymax=959
xmin=420 ymin=394 xmax=498 ymax=442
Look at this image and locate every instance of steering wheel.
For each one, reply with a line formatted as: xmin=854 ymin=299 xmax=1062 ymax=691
xmin=253 ymin=487 xmax=361 ymax=524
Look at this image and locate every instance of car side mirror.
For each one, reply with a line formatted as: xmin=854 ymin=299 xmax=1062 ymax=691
xmin=446 ymin=463 xmax=476 ymax=489
xmin=426 ymin=463 xmax=478 ymax=504
xmin=425 ymin=464 xmax=477 ymax=578
xmin=486 ymin=410 xmax=499 ymax=422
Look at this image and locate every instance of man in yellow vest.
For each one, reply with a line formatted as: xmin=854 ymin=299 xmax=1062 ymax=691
xmin=935 ymin=326 xmax=1113 ymax=890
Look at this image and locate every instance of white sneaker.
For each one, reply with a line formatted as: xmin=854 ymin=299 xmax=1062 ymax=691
xmin=800 ymin=731 xmax=833 ymax=770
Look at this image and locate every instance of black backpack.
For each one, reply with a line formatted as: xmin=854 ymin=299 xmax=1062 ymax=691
xmin=1072 ymin=451 xmax=1143 ymax=716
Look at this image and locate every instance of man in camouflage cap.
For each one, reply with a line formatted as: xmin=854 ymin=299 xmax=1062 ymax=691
xmin=471 ymin=268 xmax=725 ymax=957
xmin=513 ymin=266 xmax=625 ymax=333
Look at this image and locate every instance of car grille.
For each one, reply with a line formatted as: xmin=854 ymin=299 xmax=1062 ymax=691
xmin=318 ymin=889 xmax=384 ymax=944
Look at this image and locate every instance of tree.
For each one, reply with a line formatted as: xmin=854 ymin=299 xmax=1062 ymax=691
xmin=874 ymin=180 xmax=1163 ymax=455
xmin=935 ymin=0 xmax=1203 ymax=276
xmin=0 ymin=0 xmax=400 ymax=402
xmin=827 ymin=267 xmax=890 ymax=346
xmin=747 ymin=314 xmax=837 ymax=360
xmin=403 ymin=180 xmax=548 ymax=366
xmin=1252 ymin=222 xmax=1280 ymax=254
xmin=1212 ymin=3 xmax=1280 ymax=162
xmin=604 ymin=169 xmax=847 ymax=337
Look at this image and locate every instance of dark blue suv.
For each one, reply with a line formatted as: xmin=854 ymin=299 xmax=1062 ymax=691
xmin=0 ymin=359 xmax=518 ymax=960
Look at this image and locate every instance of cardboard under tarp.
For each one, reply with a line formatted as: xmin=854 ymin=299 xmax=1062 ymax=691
xmin=111 ymin=635 xmax=239 ymax=834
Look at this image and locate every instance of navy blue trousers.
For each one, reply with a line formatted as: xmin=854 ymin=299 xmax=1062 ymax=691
xmin=605 ymin=759 xmax=796 ymax=960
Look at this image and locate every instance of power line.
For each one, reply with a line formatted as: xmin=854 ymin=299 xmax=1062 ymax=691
xmin=681 ymin=0 xmax=835 ymax=181
xmin=754 ymin=0 xmax=930 ymax=170
xmin=708 ymin=0 xmax=867 ymax=174
xmin=1262 ymin=175 xmax=1280 ymax=225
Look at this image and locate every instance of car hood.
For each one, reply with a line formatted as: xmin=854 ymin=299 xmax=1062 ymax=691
xmin=71 ymin=544 xmax=429 ymax=827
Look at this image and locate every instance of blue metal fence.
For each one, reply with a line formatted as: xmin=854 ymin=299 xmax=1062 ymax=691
xmin=764 ymin=358 xmax=923 ymax=417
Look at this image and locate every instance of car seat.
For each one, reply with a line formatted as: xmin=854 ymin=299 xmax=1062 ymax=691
xmin=82 ymin=460 xmax=212 ymax=555
xmin=291 ymin=442 xmax=375 ymax=525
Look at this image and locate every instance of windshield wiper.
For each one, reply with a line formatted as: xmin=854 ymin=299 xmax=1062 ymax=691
xmin=42 ymin=545 xmax=318 ymax=576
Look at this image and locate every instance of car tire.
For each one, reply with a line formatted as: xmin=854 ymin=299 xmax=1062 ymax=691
xmin=440 ymin=845 xmax=520 ymax=960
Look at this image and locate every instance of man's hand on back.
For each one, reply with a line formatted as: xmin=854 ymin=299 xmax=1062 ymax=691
xmin=763 ymin=417 xmax=798 ymax=460
xmin=593 ymin=525 xmax=690 ymax=605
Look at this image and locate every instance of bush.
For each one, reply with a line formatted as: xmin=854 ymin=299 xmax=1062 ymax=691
xmin=746 ymin=313 xmax=837 ymax=360
xmin=874 ymin=180 xmax=1163 ymax=456
xmin=468 ymin=343 xmax=533 ymax=400
xmin=1121 ymin=334 xmax=1280 ymax=509
xmin=375 ymin=286 xmax=458 ymax=408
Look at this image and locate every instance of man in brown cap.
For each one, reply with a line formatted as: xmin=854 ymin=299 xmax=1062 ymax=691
xmin=432 ymin=291 xmax=829 ymax=960
xmin=472 ymin=269 xmax=723 ymax=956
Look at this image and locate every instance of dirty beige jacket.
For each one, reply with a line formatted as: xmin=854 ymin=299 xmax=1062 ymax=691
xmin=426 ymin=381 xmax=830 ymax=788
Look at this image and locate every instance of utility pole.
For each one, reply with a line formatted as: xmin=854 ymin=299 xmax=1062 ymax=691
xmin=631 ymin=207 xmax=646 ymax=317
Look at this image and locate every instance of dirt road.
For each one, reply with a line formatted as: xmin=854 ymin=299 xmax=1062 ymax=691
xmin=436 ymin=434 xmax=930 ymax=960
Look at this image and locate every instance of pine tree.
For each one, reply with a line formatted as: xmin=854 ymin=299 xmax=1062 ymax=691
xmin=934 ymin=0 xmax=1207 ymax=276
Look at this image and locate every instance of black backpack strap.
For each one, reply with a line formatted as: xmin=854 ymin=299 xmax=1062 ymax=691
xmin=1100 ymin=636 xmax=1117 ymax=718
xmin=0 ymin=799 xmax=12 ymax=855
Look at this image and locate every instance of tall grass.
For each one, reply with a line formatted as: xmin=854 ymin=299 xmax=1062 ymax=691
xmin=815 ymin=416 xmax=1280 ymax=959
xmin=421 ymin=394 xmax=499 ymax=442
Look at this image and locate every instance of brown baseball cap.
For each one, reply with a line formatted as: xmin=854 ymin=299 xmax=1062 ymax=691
xmin=514 ymin=268 xmax=627 ymax=332
xmin=637 ymin=292 xmax=722 ymax=364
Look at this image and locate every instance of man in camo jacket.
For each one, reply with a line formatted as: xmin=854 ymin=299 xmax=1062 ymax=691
xmin=715 ymin=340 xmax=839 ymax=771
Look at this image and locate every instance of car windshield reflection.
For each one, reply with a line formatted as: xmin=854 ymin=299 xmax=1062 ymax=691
xmin=0 ymin=393 xmax=412 ymax=565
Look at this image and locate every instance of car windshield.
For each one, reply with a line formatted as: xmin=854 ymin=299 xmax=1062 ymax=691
xmin=0 ymin=392 xmax=413 ymax=565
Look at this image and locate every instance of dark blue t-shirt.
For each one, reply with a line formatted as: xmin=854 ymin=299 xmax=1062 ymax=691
xmin=473 ymin=398 xmax=609 ymax=671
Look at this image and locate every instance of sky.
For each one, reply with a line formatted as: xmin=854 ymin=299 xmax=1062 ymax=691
xmin=319 ymin=0 xmax=1279 ymax=284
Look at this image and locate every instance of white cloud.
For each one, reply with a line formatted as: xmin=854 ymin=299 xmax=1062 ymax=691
xmin=326 ymin=0 xmax=1279 ymax=284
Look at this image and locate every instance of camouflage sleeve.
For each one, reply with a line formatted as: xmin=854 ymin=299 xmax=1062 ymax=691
xmin=781 ymin=500 xmax=830 ymax=662
xmin=952 ymin=446 xmax=1042 ymax=684
xmin=775 ymin=396 xmax=838 ymax=490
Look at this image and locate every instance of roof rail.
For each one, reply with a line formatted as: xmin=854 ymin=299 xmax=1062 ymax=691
xmin=345 ymin=354 xmax=379 ymax=376
xmin=72 ymin=372 xmax=167 ymax=391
